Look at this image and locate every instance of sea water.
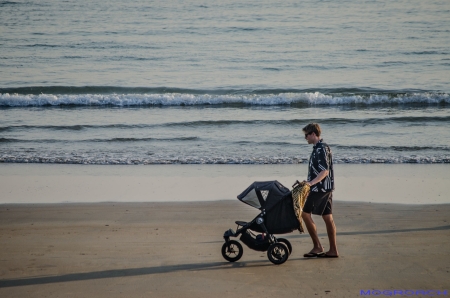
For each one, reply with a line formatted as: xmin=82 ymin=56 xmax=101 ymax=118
xmin=1 ymin=0 xmax=449 ymax=165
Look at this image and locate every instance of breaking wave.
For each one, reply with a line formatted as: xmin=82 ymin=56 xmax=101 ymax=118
xmin=0 ymin=155 xmax=448 ymax=164
xmin=0 ymin=87 xmax=449 ymax=107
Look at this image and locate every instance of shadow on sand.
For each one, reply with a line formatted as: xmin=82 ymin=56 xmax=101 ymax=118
xmin=202 ymin=224 xmax=450 ymax=243
xmin=297 ymin=224 xmax=450 ymax=238
xmin=2 ymin=225 xmax=449 ymax=288
xmin=0 ymin=259 xmax=272 ymax=288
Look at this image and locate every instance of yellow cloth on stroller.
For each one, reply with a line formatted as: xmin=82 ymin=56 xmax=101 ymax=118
xmin=291 ymin=181 xmax=310 ymax=233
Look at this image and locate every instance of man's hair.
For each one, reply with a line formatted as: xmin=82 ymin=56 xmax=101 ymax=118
xmin=302 ymin=123 xmax=321 ymax=137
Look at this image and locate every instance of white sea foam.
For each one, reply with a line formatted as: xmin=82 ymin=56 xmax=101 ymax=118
xmin=0 ymin=92 xmax=448 ymax=107
xmin=0 ymin=154 xmax=448 ymax=164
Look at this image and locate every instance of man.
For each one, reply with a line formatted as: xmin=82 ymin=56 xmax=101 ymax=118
xmin=301 ymin=123 xmax=339 ymax=258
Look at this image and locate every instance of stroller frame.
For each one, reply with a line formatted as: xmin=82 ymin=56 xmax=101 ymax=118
xmin=222 ymin=211 xmax=292 ymax=265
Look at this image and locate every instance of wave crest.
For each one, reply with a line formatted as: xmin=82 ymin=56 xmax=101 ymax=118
xmin=0 ymin=155 xmax=448 ymax=164
xmin=0 ymin=91 xmax=448 ymax=107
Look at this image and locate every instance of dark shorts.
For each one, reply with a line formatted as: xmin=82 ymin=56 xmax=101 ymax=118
xmin=303 ymin=191 xmax=333 ymax=216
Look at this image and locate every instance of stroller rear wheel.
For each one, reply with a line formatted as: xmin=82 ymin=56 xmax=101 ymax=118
xmin=277 ymin=238 xmax=292 ymax=255
xmin=267 ymin=242 xmax=289 ymax=265
xmin=221 ymin=240 xmax=243 ymax=262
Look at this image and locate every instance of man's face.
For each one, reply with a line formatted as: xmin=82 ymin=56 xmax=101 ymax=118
xmin=304 ymin=131 xmax=314 ymax=144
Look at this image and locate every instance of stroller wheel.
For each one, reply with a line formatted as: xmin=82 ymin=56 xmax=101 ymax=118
xmin=277 ymin=238 xmax=292 ymax=255
xmin=267 ymin=243 xmax=289 ymax=265
xmin=221 ymin=240 xmax=243 ymax=262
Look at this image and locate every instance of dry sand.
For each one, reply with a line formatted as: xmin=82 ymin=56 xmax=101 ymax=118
xmin=1 ymin=201 xmax=449 ymax=297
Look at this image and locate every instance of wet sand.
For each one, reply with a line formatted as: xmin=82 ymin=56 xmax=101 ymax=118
xmin=0 ymin=164 xmax=449 ymax=204
xmin=0 ymin=201 xmax=449 ymax=297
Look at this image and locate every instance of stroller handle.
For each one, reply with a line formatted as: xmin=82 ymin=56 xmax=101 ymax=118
xmin=292 ymin=180 xmax=301 ymax=188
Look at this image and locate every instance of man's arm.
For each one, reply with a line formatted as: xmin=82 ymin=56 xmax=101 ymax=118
xmin=306 ymin=170 xmax=329 ymax=187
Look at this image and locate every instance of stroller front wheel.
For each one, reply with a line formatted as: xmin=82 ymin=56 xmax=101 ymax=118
xmin=267 ymin=242 xmax=289 ymax=265
xmin=221 ymin=240 xmax=243 ymax=262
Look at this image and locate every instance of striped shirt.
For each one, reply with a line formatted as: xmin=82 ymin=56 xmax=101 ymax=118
xmin=307 ymin=139 xmax=335 ymax=192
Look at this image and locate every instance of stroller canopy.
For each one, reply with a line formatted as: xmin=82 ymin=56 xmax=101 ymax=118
xmin=237 ymin=181 xmax=290 ymax=211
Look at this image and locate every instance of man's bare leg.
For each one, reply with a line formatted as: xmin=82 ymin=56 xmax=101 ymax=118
xmin=302 ymin=212 xmax=324 ymax=254
xmin=322 ymin=214 xmax=339 ymax=256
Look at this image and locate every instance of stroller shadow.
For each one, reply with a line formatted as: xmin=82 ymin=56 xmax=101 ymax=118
xmin=0 ymin=260 xmax=271 ymax=288
xmin=3 ymin=225 xmax=448 ymax=288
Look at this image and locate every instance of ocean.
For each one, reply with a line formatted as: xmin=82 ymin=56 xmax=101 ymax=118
xmin=1 ymin=0 xmax=449 ymax=165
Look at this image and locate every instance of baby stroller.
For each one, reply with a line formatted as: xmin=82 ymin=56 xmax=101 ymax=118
xmin=222 ymin=180 xmax=305 ymax=265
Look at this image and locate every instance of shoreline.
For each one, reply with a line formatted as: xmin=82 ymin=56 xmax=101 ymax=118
xmin=0 ymin=163 xmax=449 ymax=204
xmin=1 ymin=200 xmax=450 ymax=207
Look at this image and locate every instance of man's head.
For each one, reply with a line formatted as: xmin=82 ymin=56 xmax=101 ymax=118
xmin=303 ymin=123 xmax=321 ymax=144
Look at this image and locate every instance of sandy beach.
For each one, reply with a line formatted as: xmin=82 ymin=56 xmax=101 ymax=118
xmin=1 ymin=164 xmax=449 ymax=297
xmin=1 ymin=199 xmax=449 ymax=297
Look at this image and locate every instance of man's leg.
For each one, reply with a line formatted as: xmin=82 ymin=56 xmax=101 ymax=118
xmin=322 ymin=214 xmax=339 ymax=256
xmin=301 ymin=212 xmax=323 ymax=253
